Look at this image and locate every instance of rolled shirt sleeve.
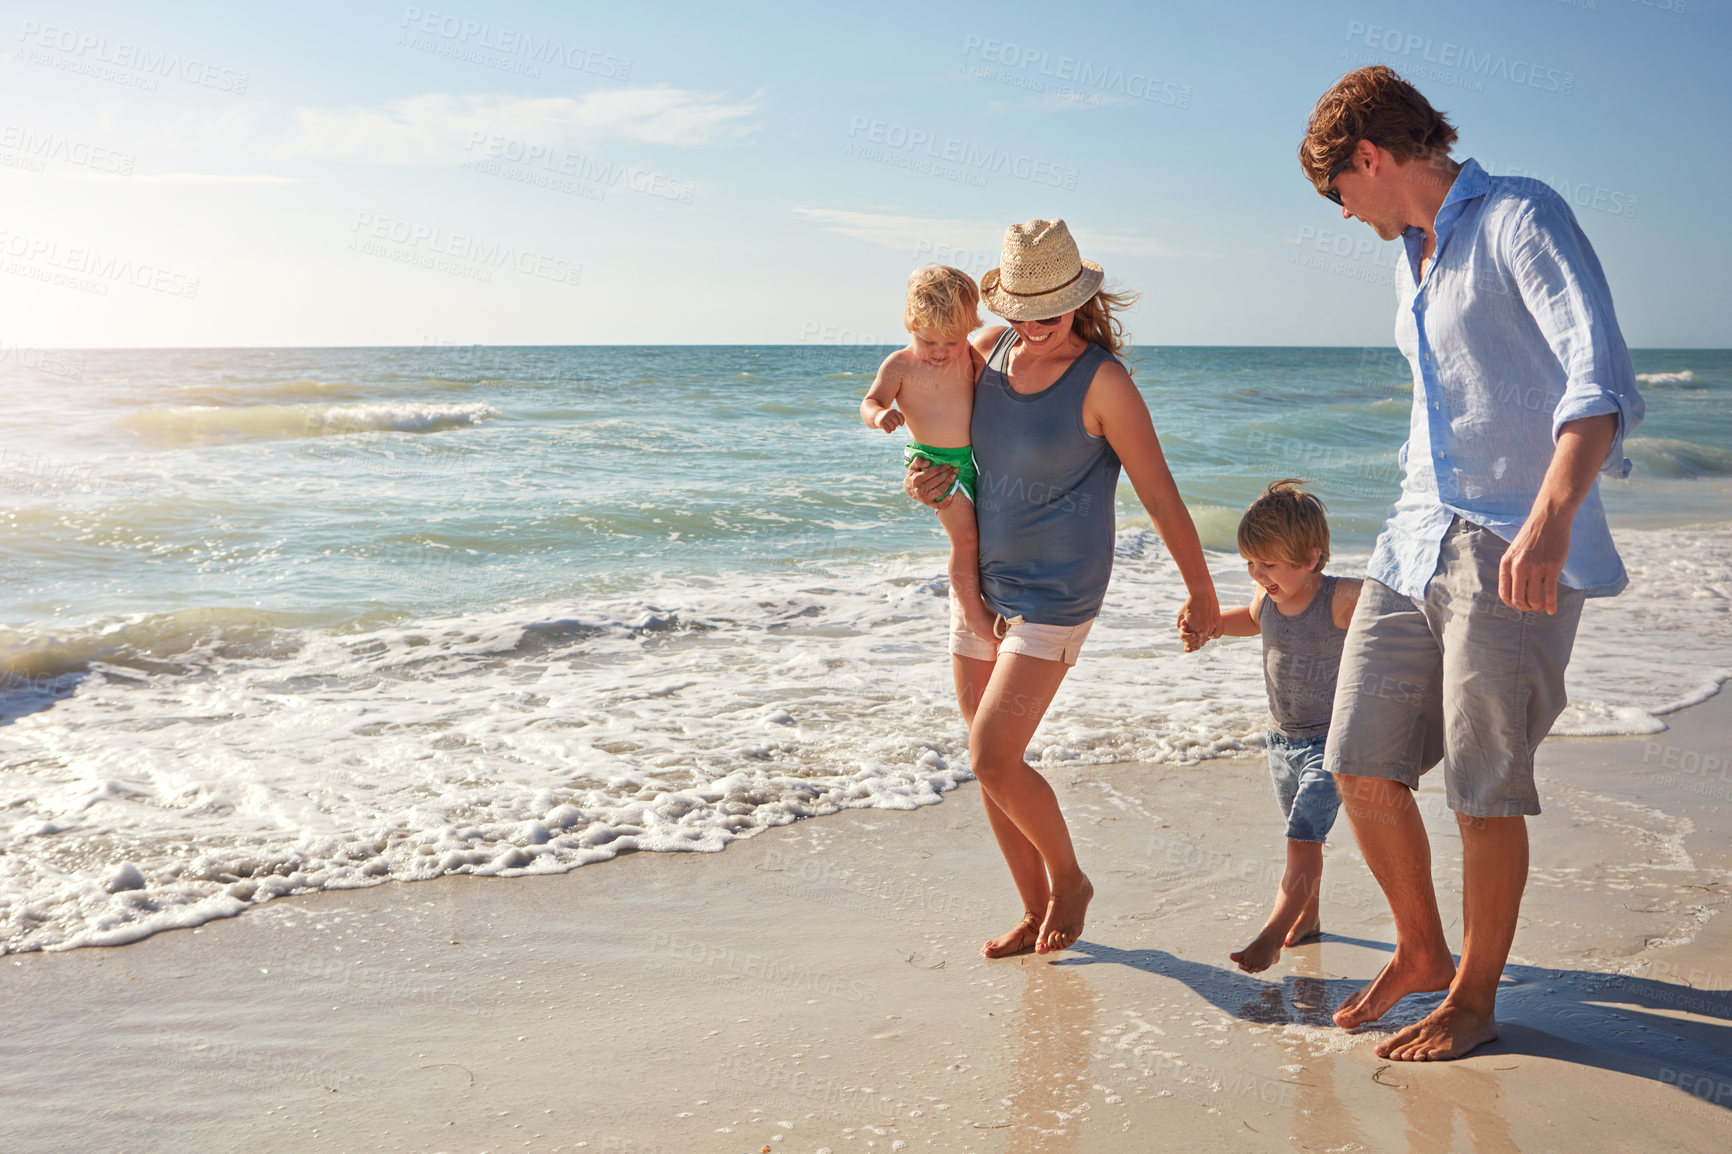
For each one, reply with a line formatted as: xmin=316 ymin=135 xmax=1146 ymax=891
xmin=1509 ymin=197 xmax=1646 ymax=477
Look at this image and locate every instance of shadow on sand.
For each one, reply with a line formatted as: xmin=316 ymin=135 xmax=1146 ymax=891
xmin=1056 ymin=934 xmax=1732 ymax=1109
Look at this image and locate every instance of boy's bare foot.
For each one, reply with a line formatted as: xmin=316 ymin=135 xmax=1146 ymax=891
xmin=982 ymin=912 xmax=1040 ymax=958
xmin=1036 ymin=876 xmax=1093 ymax=953
xmin=1284 ymin=921 xmax=1323 ymax=947
xmin=1332 ymin=949 xmax=1456 ymax=1028
xmin=1229 ymin=930 xmax=1284 ymax=974
xmin=1376 ymin=1000 xmax=1498 ymax=1061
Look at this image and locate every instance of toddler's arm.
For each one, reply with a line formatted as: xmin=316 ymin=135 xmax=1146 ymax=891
xmin=861 ymin=352 xmax=906 ymax=433
xmin=1185 ymin=591 xmax=1260 ymax=651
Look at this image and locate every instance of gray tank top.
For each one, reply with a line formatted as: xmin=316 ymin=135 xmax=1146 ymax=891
xmin=1258 ymin=574 xmax=1345 ymax=739
xmin=972 ymin=329 xmax=1121 ymax=627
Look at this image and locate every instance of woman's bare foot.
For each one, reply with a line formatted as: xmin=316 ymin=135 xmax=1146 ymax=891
xmin=1284 ymin=920 xmax=1323 ymax=947
xmin=982 ymin=912 xmax=1041 ymax=958
xmin=1036 ymin=876 xmax=1093 ymax=953
xmin=1376 ymin=1000 xmax=1498 ymax=1061
xmin=1229 ymin=929 xmax=1284 ymax=974
xmin=1333 ymin=949 xmax=1457 ymax=1028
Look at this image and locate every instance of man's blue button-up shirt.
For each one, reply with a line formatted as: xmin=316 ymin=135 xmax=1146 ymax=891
xmin=1370 ymin=157 xmax=1645 ymax=600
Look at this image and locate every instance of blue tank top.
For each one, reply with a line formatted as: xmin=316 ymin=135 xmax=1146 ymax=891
xmin=971 ymin=329 xmax=1122 ymax=626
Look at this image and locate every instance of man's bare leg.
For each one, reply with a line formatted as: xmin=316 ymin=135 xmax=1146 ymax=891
xmin=1332 ymin=773 xmax=1456 ymax=1027
xmin=954 ymin=655 xmax=1048 ymax=957
xmin=1230 ymin=839 xmax=1323 ymax=974
xmin=966 ymin=652 xmax=1091 ymax=954
xmin=1378 ymin=814 xmax=1525 ymax=1060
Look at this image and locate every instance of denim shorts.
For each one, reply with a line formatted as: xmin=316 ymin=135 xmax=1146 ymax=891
xmin=1268 ymin=730 xmax=1341 ymax=844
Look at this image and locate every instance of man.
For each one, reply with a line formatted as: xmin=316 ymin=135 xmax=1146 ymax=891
xmin=1299 ymin=65 xmax=1644 ymax=1061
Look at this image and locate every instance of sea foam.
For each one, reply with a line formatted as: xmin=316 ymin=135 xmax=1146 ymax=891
xmin=1 ymin=523 xmax=1727 ymax=953
xmin=125 ymin=402 xmax=499 ymax=444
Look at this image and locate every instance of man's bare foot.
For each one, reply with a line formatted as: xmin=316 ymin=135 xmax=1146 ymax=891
xmin=1036 ymin=876 xmax=1093 ymax=953
xmin=1376 ymin=1000 xmax=1498 ymax=1061
xmin=1229 ymin=930 xmax=1284 ymax=974
xmin=982 ymin=912 xmax=1040 ymax=958
xmin=1333 ymin=949 xmax=1456 ymax=1028
xmin=1284 ymin=921 xmax=1323 ymax=947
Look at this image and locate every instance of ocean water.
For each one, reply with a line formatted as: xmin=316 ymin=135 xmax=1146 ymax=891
xmin=1 ymin=345 xmax=1728 ymax=953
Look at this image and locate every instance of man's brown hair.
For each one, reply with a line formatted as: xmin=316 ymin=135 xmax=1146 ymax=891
xmin=1298 ymin=65 xmax=1458 ymax=192
xmin=1238 ymin=479 xmax=1330 ymax=571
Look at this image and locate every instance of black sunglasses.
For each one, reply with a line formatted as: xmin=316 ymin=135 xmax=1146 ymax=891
xmin=1019 ymin=313 xmax=1068 ymax=327
xmin=1322 ymin=155 xmax=1355 ymax=206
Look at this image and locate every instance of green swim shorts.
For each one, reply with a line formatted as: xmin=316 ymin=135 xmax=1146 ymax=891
xmin=904 ymin=441 xmax=977 ymax=504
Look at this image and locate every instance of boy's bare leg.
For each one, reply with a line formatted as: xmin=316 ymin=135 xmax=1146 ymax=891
xmin=967 ymin=652 xmax=1092 ymax=954
xmin=1376 ymin=814 xmax=1524 ymax=1061
xmin=954 ymin=655 xmax=1047 ymax=956
xmin=1230 ymin=839 xmax=1323 ymax=974
xmin=1332 ymin=773 xmax=1456 ymax=1028
xmin=934 ymin=498 xmax=998 ymax=645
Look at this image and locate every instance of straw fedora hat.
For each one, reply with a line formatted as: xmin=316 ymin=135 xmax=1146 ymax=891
xmin=979 ymin=219 xmax=1104 ymax=321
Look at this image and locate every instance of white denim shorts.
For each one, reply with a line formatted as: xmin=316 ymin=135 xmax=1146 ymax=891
xmin=949 ymin=592 xmax=1094 ymax=666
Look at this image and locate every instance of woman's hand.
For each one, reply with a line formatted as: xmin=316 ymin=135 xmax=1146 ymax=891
xmin=904 ymin=458 xmax=958 ymax=510
xmin=1175 ymin=594 xmax=1221 ymax=651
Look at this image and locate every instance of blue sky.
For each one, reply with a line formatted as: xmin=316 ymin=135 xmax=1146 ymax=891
xmin=1 ymin=0 xmax=1726 ymax=347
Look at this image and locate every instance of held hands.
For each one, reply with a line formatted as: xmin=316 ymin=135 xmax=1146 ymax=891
xmin=1176 ymin=595 xmax=1222 ymax=653
xmin=903 ymin=457 xmax=958 ymax=510
xmin=874 ymin=408 xmax=906 ymax=434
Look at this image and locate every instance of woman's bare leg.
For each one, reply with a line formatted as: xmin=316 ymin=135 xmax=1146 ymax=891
xmin=954 ymin=655 xmax=1047 ymax=956
xmin=967 ymin=652 xmax=1092 ymax=953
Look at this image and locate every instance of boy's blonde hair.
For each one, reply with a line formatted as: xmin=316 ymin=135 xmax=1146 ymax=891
xmin=1238 ymin=479 xmax=1330 ymax=571
xmin=904 ymin=265 xmax=980 ymax=336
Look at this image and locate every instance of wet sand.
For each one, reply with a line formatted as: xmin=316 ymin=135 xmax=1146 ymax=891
xmin=2 ymin=692 xmax=1729 ymax=1153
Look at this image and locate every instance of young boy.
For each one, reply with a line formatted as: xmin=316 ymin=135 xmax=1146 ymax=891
xmin=860 ymin=266 xmax=997 ymax=644
xmin=1189 ymin=479 xmax=1361 ymax=974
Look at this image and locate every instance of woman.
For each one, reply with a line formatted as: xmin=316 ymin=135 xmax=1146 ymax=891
xmin=906 ymin=219 xmax=1221 ymax=956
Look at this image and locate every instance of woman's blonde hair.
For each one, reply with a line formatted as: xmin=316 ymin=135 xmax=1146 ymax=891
xmin=904 ymin=265 xmax=981 ymax=336
xmin=1237 ymin=479 xmax=1331 ymax=570
xmin=1071 ymin=286 xmax=1139 ymax=361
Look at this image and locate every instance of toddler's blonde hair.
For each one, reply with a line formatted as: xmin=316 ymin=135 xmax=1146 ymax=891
xmin=904 ymin=265 xmax=980 ymax=336
xmin=1238 ymin=479 xmax=1331 ymax=571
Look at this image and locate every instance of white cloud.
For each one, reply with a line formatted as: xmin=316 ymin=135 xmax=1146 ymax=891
xmin=280 ymin=89 xmax=762 ymax=163
xmin=792 ymin=206 xmax=1174 ymax=259
xmin=76 ymin=172 xmax=302 ymax=184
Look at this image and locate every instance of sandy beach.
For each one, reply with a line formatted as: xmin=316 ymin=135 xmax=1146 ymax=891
xmin=3 ymin=687 xmax=1729 ymax=1153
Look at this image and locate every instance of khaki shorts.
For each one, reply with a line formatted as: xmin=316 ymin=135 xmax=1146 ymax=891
xmin=1324 ymin=517 xmax=1585 ymax=818
xmin=949 ymin=593 xmax=1094 ymax=666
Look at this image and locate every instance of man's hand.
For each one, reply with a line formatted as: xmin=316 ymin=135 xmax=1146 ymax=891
xmin=1499 ymin=513 xmax=1571 ymax=614
xmin=903 ymin=457 xmax=958 ymax=510
xmin=1499 ymin=412 xmax=1618 ymax=614
xmin=874 ymin=408 xmax=905 ymax=434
